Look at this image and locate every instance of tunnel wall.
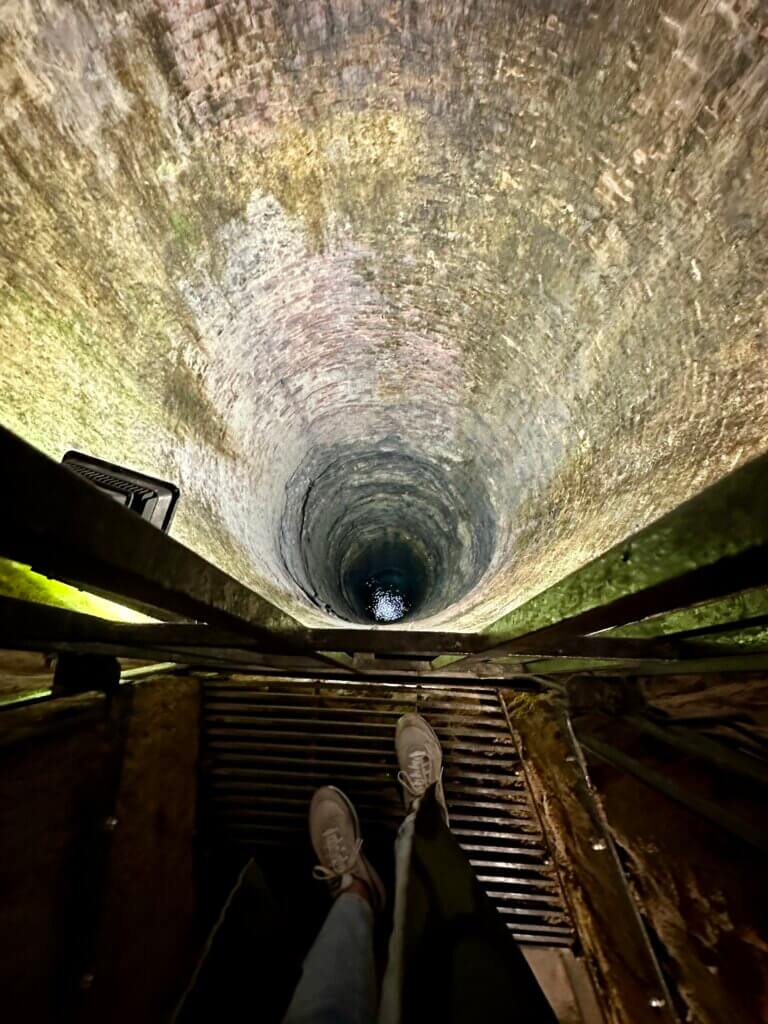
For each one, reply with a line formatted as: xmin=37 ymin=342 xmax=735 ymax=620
xmin=0 ymin=675 xmax=200 ymax=1022
xmin=1 ymin=0 xmax=766 ymax=627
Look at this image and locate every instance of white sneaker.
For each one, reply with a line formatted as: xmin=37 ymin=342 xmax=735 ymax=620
xmin=309 ymin=786 xmax=385 ymax=910
xmin=395 ymin=713 xmax=449 ymax=824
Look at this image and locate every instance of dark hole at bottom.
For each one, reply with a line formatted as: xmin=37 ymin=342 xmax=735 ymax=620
xmin=342 ymin=539 xmax=429 ymax=623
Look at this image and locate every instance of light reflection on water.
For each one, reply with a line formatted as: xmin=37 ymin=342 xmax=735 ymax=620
xmin=367 ymin=582 xmax=408 ymax=623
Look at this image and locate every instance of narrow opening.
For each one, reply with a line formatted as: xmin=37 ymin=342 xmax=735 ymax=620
xmin=342 ymin=538 xmax=429 ymax=623
xmin=281 ymin=443 xmax=496 ymax=625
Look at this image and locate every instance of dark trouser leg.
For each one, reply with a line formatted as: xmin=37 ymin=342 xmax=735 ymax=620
xmin=385 ymin=784 xmax=558 ymax=1024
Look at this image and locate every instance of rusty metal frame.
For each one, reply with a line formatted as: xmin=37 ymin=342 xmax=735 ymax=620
xmin=2 ymin=426 xmax=767 ymax=1002
xmin=578 ymin=725 xmax=768 ymax=854
xmin=439 ymin=543 xmax=768 ymax=674
xmin=2 ymin=424 xmax=768 ymax=681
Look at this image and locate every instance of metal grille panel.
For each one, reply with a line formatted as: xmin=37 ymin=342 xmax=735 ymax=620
xmin=201 ymin=678 xmax=574 ymax=946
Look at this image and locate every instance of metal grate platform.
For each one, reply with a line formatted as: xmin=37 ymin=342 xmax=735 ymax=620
xmin=200 ymin=677 xmax=574 ymax=946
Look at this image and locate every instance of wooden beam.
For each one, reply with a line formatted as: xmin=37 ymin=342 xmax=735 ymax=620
xmin=307 ymin=628 xmax=484 ymax=656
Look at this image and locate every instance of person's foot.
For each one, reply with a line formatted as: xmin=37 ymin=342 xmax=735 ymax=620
xmin=395 ymin=713 xmax=449 ymax=824
xmin=309 ymin=786 xmax=385 ymax=911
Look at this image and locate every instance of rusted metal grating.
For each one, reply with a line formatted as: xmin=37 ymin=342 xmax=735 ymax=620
xmin=200 ymin=677 xmax=574 ymax=946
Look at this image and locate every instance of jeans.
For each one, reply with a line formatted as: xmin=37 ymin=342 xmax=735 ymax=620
xmin=283 ymin=787 xmax=557 ymax=1024
xmin=282 ymin=890 xmax=377 ymax=1024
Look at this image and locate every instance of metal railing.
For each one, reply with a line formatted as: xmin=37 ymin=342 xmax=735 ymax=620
xmin=2 ymin=423 xmax=768 ymax=682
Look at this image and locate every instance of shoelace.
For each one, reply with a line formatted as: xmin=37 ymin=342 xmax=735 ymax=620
xmin=398 ymin=748 xmax=434 ymax=799
xmin=312 ymin=828 xmax=363 ymax=891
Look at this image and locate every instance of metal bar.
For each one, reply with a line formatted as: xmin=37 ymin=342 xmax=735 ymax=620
xmin=472 ymin=874 xmax=558 ymax=889
xmin=202 ymin=665 xmax=545 ymax=687
xmin=0 ymin=571 xmax=746 ymax=676
xmin=203 ymin=709 xmax=508 ymax=727
xmin=0 ymin=595 xmax=485 ymax=657
xmin=3 ymin=593 xmax=714 ymax=666
xmin=209 ymin=765 xmax=530 ymax=795
xmin=471 ymin=450 xmax=768 ymax=652
xmin=512 ymin=935 xmax=572 ymax=946
xmin=494 ymin=906 xmax=569 ymax=921
xmin=524 ymin=652 xmax=768 ymax=677
xmin=204 ymin=687 xmax=505 ymax=707
xmin=661 ymin=611 xmax=768 ymax=642
xmin=308 ymin=629 xmax=485 ymax=655
xmin=0 ymin=601 xmax=300 ymax=655
xmin=626 ymin=714 xmax=768 ymax=787
xmin=451 ymin=634 xmax=724 ymax=665
xmin=444 ymin=843 xmax=546 ymax=857
xmin=543 ymin=555 xmax=768 ymax=640
xmin=443 ymin=543 xmax=768 ymax=673
xmin=0 ymin=600 xmax=544 ymax=684
xmin=467 ymin=859 xmax=555 ymax=873
xmin=0 ymin=427 xmax=302 ymax=637
xmin=207 ymin=817 xmax=610 ymax=852
xmin=4 ymin=424 xmax=768 ymax=685
xmin=501 ymin=923 xmax=573 ymax=935
xmin=206 ymin=665 xmax=540 ymax=687
xmin=0 ymin=636 xmax=347 ymax=678
xmin=579 ymin=732 xmax=768 ymax=854
xmin=558 ymin=713 xmax=679 ymax=1020
xmin=205 ymin=726 xmax=514 ymax=749
xmin=484 ymin=891 xmax=564 ymax=904
xmin=199 ymin=677 xmax=572 ymax=942
xmin=207 ymin=743 xmax=518 ymax=771
xmin=452 ymin=827 xmax=543 ymax=840
xmin=0 ymin=600 xmax=372 ymax=678
xmin=204 ymin=714 xmax=511 ymax=736
xmin=0 ymin=598 xmax=536 ymax=682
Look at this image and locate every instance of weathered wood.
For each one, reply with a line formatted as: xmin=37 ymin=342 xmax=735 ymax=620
xmin=624 ymin=713 xmax=768 ymax=787
xmin=3 ymin=427 xmax=768 ymax=679
xmin=0 ymin=674 xmax=201 ymax=1023
xmin=665 ymin=612 xmax=768 ymax=643
xmin=506 ymin=696 xmax=677 ymax=1024
xmin=0 ymin=691 xmax=105 ymax=748
xmin=0 ymin=690 xmax=114 ymax=1019
xmin=576 ymin=700 xmax=768 ymax=1024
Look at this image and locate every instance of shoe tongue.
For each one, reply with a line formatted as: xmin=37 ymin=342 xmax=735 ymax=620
xmin=329 ymin=871 xmax=354 ymax=894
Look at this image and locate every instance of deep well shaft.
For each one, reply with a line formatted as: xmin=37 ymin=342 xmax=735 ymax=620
xmin=1 ymin=1 xmax=766 ymax=627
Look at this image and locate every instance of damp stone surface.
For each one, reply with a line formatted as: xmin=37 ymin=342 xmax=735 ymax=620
xmin=1 ymin=0 xmax=766 ymax=627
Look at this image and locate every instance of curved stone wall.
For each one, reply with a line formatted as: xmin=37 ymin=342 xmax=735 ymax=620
xmin=0 ymin=1 xmax=766 ymax=627
xmin=280 ymin=441 xmax=495 ymax=622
